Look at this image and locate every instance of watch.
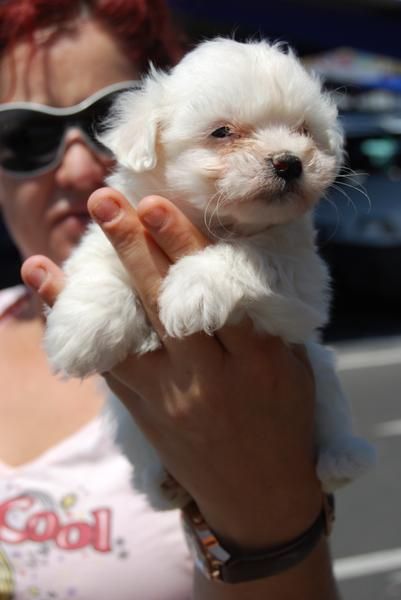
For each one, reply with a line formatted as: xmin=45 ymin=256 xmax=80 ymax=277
xmin=181 ymin=494 xmax=335 ymax=584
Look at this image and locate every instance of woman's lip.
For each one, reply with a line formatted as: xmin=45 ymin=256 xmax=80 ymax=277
xmin=67 ymin=213 xmax=90 ymax=225
xmin=52 ymin=211 xmax=90 ymax=226
xmin=53 ymin=214 xmax=91 ymax=239
xmin=47 ymin=198 xmax=90 ymax=226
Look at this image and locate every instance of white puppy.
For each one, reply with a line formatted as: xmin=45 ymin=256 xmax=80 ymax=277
xmin=45 ymin=38 xmax=375 ymax=509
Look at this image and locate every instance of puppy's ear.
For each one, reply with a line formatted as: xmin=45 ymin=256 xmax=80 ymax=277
xmin=99 ymin=75 xmax=164 ymax=173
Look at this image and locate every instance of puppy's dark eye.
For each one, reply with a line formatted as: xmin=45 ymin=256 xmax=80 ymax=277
xmin=211 ymin=126 xmax=232 ymax=138
xmin=298 ymin=125 xmax=310 ymax=136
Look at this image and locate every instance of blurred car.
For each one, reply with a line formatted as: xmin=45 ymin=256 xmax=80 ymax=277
xmin=311 ymin=48 xmax=401 ymax=307
xmin=315 ymin=110 xmax=401 ymax=305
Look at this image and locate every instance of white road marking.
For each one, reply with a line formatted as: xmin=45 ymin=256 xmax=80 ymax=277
xmin=336 ymin=344 xmax=401 ymax=371
xmin=374 ymin=419 xmax=401 ymax=438
xmin=330 ymin=339 xmax=401 ymax=583
xmin=335 ymin=548 xmax=401 ymax=580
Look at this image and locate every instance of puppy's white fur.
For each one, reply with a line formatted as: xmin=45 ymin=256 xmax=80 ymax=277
xmin=45 ymin=39 xmax=375 ymax=509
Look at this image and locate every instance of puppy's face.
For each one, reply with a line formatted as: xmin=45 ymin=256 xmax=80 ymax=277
xmin=102 ymin=39 xmax=343 ymax=234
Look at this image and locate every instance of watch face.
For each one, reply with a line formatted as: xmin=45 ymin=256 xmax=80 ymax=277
xmin=184 ymin=526 xmax=211 ymax=575
xmin=182 ymin=507 xmax=224 ymax=581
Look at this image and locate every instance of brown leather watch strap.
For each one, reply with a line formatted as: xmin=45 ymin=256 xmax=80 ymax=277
xmin=182 ymin=494 xmax=335 ymax=584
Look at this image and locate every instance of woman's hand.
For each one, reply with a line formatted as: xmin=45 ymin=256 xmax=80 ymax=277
xmin=22 ymin=188 xmax=340 ymax=599
xmin=22 ymin=188 xmax=322 ymax=551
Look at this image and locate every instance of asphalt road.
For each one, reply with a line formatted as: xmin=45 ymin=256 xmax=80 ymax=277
xmin=329 ymin=335 xmax=401 ymax=600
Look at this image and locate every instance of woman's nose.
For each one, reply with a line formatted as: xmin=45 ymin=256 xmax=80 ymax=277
xmin=55 ymin=128 xmax=113 ymax=191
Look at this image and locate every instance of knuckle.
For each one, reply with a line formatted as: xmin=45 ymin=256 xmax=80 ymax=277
xmin=165 ymin=401 xmax=190 ymax=424
xmin=105 ymin=217 xmax=143 ymax=259
xmin=164 ymin=395 xmax=200 ymax=428
xmin=164 ymin=227 xmax=198 ymax=258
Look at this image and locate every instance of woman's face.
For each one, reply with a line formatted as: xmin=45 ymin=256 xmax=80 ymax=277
xmin=0 ymin=20 xmax=139 ymax=264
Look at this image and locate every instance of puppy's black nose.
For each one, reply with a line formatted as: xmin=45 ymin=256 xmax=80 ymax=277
xmin=271 ymin=153 xmax=303 ymax=182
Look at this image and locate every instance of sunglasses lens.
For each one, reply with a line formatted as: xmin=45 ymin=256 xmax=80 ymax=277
xmin=0 ymin=110 xmax=63 ymax=173
xmin=0 ymin=84 xmax=138 ymax=175
xmin=78 ymin=90 xmax=124 ymax=153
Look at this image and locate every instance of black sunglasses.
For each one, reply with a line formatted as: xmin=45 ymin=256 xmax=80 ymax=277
xmin=0 ymin=80 xmax=139 ymax=178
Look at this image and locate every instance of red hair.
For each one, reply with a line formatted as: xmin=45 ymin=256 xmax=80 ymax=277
xmin=0 ymin=0 xmax=184 ymax=71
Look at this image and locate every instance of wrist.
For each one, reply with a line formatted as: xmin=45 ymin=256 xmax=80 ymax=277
xmin=182 ymin=492 xmax=335 ymax=585
xmin=195 ymin=475 xmax=323 ymax=551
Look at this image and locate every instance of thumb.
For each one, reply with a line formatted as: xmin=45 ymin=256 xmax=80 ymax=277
xmin=21 ymin=255 xmax=65 ymax=308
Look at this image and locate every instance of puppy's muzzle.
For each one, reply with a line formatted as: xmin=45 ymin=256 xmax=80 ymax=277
xmin=271 ymin=153 xmax=303 ymax=182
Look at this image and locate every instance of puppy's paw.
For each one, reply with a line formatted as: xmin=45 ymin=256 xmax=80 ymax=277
xmin=45 ymin=284 xmax=156 ymax=378
xmin=317 ymin=436 xmax=377 ymax=492
xmin=45 ymin=302 xmax=125 ymax=377
xmin=159 ymin=283 xmax=229 ymax=337
xmin=159 ymin=256 xmax=240 ymax=337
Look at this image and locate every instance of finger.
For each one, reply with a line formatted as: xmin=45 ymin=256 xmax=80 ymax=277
xmin=213 ymin=315 xmax=284 ymax=355
xmin=102 ymin=373 xmax=151 ymax=434
xmin=88 ymin=187 xmax=170 ymax=338
xmin=139 ymin=195 xmax=247 ymax=353
xmin=138 ymin=201 xmax=307 ymax=358
xmin=137 ymin=195 xmax=210 ymax=262
xmin=21 ymin=255 xmax=65 ymax=308
xmin=102 ymin=371 xmax=170 ymax=456
xmin=137 ymin=197 xmax=285 ymax=354
xmin=138 ymin=194 xmax=227 ymax=355
xmin=89 ymin=188 xmax=217 ymax=357
xmin=103 ymin=372 xmax=142 ymax=406
xmin=107 ymin=343 xmax=165 ymax=392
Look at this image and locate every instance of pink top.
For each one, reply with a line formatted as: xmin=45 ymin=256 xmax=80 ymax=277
xmin=0 ymin=287 xmax=193 ymax=600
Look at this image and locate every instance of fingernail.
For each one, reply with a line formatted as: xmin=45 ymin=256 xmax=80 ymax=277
xmin=91 ymin=197 xmax=121 ymax=223
xmin=141 ymin=207 xmax=167 ymax=229
xmin=26 ymin=266 xmax=47 ymax=290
